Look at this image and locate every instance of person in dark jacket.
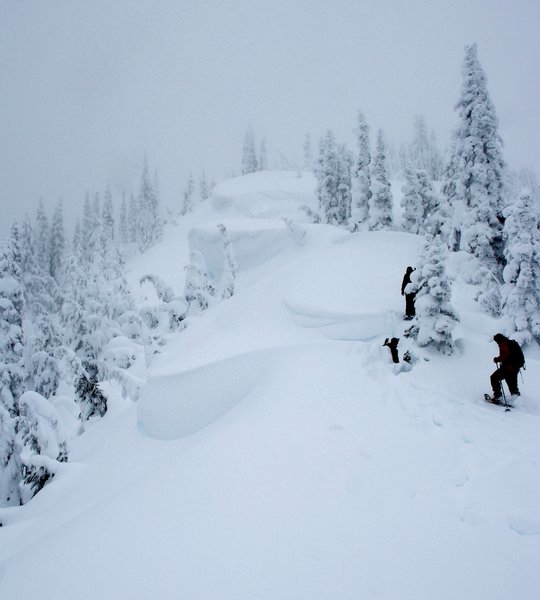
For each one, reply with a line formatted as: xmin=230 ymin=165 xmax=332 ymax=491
xmin=490 ymin=333 xmax=521 ymax=400
xmin=401 ymin=266 xmax=416 ymax=319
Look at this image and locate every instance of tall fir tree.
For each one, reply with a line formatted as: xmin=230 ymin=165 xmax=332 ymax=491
xmin=49 ymin=199 xmax=66 ymax=283
xmin=0 ymin=232 xmax=26 ymax=506
xmin=181 ymin=172 xmax=195 ymax=216
xmin=119 ymin=192 xmax=129 ymax=246
xmin=369 ymin=129 xmax=393 ymax=230
xmin=259 ymin=139 xmax=268 ymax=171
xmin=35 ymin=198 xmax=50 ymax=275
xmin=242 ymin=125 xmax=258 ymax=175
xmin=316 ymin=130 xmax=339 ymax=225
xmin=401 ymin=164 xmax=423 ymax=234
xmin=445 ymin=44 xmax=506 ymax=271
xmin=406 ymin=234 xmax=459 ymax=354
xmin=350 ymin=111 xmax=371 ymax=231
xmin=501 ymin=189 xmax=540 ymax=345
xmin=199 ymin=171 xmax=210 ymax=202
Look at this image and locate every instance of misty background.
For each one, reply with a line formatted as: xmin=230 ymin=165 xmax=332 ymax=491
xmin=1 ymin=0 xmax=539 ymax=239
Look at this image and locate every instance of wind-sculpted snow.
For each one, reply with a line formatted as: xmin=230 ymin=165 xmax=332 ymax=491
xmin=138 ymin=349 xmax=274 ymax=439
xmin=283 ymin=298 xmax=394 ymax=341
xmin=188 ymin=218 xmax=301 ymax=282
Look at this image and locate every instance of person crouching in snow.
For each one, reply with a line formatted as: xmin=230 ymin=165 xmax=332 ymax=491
xmin=490 ymin=333 xmax=522 ymax=402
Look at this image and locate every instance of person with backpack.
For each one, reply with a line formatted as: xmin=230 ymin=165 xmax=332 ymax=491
xmin=489 ymin=333 xmax=525 ymax=403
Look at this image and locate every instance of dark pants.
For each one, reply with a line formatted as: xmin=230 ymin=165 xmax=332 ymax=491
xmin=405 ymin=293 xmax=416 ymax=318
xmin=490 ymin=365 xmax=519 ymax=398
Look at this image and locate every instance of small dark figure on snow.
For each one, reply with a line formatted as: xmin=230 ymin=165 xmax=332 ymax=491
xmin=489 ymin=333 xmax=524 ymax=402
xmin=383 ymin=337 xmax=400 ymax=363
xmin=401 ymin=266 xmax=416 ymax=320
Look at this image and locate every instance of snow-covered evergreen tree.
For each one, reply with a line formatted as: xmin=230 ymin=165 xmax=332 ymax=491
xmin=217 ymin=224 xmax=237 ymax=299
xmin=401 ymin=165 xmax=423 ymax=234
xmin=119 ymin=193 xmax=129 ymax=246
xmin=406 ymin=116 xmax=443 ymax=181
xmin=259 ymin=139 xmax=268 ymax=171
xmin=135 ymin=159 xmax=162 ymax=250
xmin=407 ymin=234 xmax=459 ymax=354
xmin=0 ymin=231 xmax=25 ymax=506
xmin=184 ymin=251 xmax=216 ymax=315
xmin=199 ymin=171 xmax=210 ymax=202
xmin=349 ymin=111 xmax=371 ymax=231
xmin=501 ymin=189 xmax=540 ymax=345
xmin=242 ymin=125 xmax=258 ymax=175
xmin=35 ymin=198 xmax=50 ymax=275
xmin=128 ymin=193 xmax=138 ymax=244
xmin=0 ymin=234 xmax=26 ymax=416
xmin=181 ymin=172 xmax=195 ymax=216
xmin=303 ymin=134 xmax=313 ymax=171
xmin=317 ymin=131 xmax=352 ymax=226
xmin=82 ymin=193 xmax=101 ymax=263
xmin=17 ymin=391 xmax=68 ymax=504
xmin=369 ymin=129 xmax=393 ymax=230
xmin=102 ymin=187 xmax=115 ymax=245
xmin=25 ymin=315 xmax=62 ymax=398
xmin=446 ymin=44 xmax=506 ymax=270
xmin=316 ymin=130 xmax=339 ymax=225
xmin=49 ymin=200 xmax=65 ymax=282
xmin=0 ymin=399 xmax=20 ymax=506
xmin=336 ymin=144 xmax=353 ymax=225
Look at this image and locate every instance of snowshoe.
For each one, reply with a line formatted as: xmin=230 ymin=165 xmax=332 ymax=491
xmin=484 ymin=394 xmax=511 ymax=411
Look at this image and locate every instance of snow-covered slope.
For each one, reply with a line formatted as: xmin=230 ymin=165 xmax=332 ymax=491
xmin=1 ymin=172 xmax=539 ymax=600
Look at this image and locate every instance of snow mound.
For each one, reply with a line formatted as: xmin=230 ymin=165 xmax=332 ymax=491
xmin=137 ymin=349 xmax=271 ymax=439
xmin=284 ymin=299 xmax=393 ymax=341
xmin=212 ymin=170 xmax=316 ymax=220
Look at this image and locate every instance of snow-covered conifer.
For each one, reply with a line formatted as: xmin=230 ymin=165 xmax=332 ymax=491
xmin=501 ymin=189 xmax=540 ymax=344
xmin=446 ymin=44 xmax=506 ymax=270
xmin=128 ymin=193 xmax=138 ymax=243
xmin=0 ymin=237 xmax=26 ymax=416
xmin=349 ymin=111 xmax=371 ymax=230
xmin=17 ymin=391 xmax=68 ymax=504
xmin=0 ymin=402 xmax=21 ymax=506
xmin=303 ymin=134 xmax=313 ymax=171
xmin=369 ymin=129 xmax=393 ymax=230
xmin=407 ymin=234 xmax=459 ymax=354
xmin=336 ymin=144 xmax=353 ymax=225
xmin=49 ymin=200 xmax=66 ymax=282
xmin=75 ymin=360 xmax=107 ymax=421
xmin=35 ymin=198 xmax=50 ymax=274
xmin=317 ymin=131 xmax=352 ymax=226
xmin=316 ymin=130 xmax=339 ymax=225
xmin=401 ymin=165 xmax=423 ymax=234
xmin=102 ymin=187 xmax=115 ymax=245
xmin=259 ymin=139 xmax=268 ymax=171
xmin=217 ymin=224 xmax=237 ymax=299
xmin=119 ymin=193 xmax=129 ymax=245
xmin=181 ymin=173 xmax=195 ymax=216
xmin=242 ymin=125 xmax=258 ymax=175
xmin=184 ymin=251 xmax=216 ymax=314
xmin=199 ymin=171 xmax=210 ymax=202
xmin=25 ymin=315 xmax=61 ymax=398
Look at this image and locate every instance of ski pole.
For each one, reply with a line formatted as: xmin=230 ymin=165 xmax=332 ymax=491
xmin=500 ymin=377 xmax=510 ymax=412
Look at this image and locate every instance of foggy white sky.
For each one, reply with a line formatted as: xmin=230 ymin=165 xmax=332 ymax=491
xmin=1 ymin=0 xmax=539 ymax=239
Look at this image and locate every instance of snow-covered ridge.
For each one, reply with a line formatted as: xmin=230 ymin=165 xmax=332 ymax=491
xmin=1 ymin=170 xmax=539 ymax=600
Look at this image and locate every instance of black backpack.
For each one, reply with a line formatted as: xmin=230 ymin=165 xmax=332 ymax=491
xmin=509 ymin=339 xmax=525 ymax=370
